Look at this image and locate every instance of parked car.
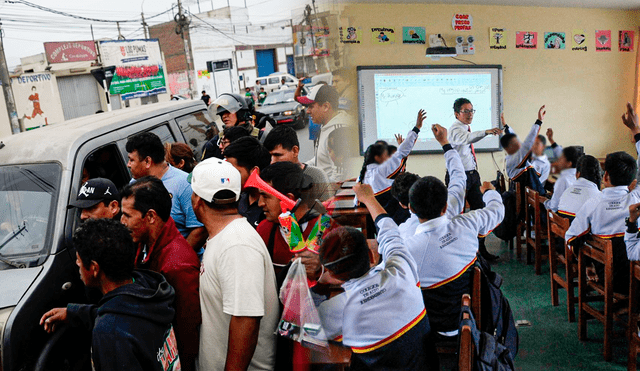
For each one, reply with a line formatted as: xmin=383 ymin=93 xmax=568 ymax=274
xmin=256 ymin=72 xmax=298 ymax=93
xmin=256 ymin=88 xmax=307 ymax=129
xmin=0 ymin=100 xmax=218 ymax=371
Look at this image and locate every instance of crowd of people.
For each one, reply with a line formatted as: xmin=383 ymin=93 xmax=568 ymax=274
xmin=36 ymin=66 xmax=640 ymax=370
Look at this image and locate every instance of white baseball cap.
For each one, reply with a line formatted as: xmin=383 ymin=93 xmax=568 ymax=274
xmin=188 ymin=158 xmax=241 ymax=204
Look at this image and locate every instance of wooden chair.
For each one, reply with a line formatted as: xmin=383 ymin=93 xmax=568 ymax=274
xmin=547 ymin=210 xmax=577 ymax=322
xmin=513 ymin=182 xmax=525 ymax=259
xmin=525 ymin=187 xmax=548 ymax=275
xmin=628 ymin=261 xmax=640 ymax=370
xmin=578 ymin=235 xmax=629 ymax=361
xmin=459 ymin=294 xmax=474 ymax=371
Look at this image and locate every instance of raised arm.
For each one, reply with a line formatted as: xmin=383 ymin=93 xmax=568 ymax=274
xmin=546 ymin=128 xmax=563 ymax=158
xmin=433 ymin=124 xmax=467 ymax=217
xmin=374 ymin=110 xmax=424 ymax=178
xmin=625 ymin=202 xmax=640 ymax=261
xmin=621 ymin=102 xmax=640 ymax=184
xmin=456 ymin=182 xmax=505 ymax=237
xmin=448 ymin=123 xmax=500 ymax=145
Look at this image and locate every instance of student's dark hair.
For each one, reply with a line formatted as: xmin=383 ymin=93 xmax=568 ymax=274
xmin=453 ymin=97 xmax=472 ymax=113
xmin=563 ymin=146 xmax=582 ymax=168
xmin=605 ymin=151 xmax=637 ymax=186
xmin=260 ymin=161 xmax=312 ymax=204
xmin=125 ymin=132 xmax=165 ymax=164
xmin=500 ymin=133 xmax=517 ymax=150
xmin=263 ymin=125 xmax=299 ymax=151
xmin=409 ymin=176 xmax=448 ymax=220
xmin=120 ymin=176 xmax=172 ymax=222
xmin=577 ymin=155 xmax=602 ymax=189
xmin=387 ymin=145 xmax=398 ymax=156
xmin=391 ymin=172 xmax=420 ymax=207
xmin=223 ymin=126 xmax=251 ymax=144
xmin=223 ymin=137 xmax=271 ymax=171
xmin=319 ymin=226 xmax=370 ymax=281
xmin=536 ymin=135 xmax=547 ymax=146
xmin=73 ymin=218 xmax=135 ymax=282
xmin=359 ymin=142 xmax=388 ymax=183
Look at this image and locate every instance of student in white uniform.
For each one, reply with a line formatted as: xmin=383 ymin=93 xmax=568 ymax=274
xmin=357 ymin=109 xmax=425 ymax=224
xmin=624 ymin=202 xmax=640 ymax=261
xmin=531 ymin=128 xmax=563 ymax=185
xmin=500 ymin=106 xmax=546 ymax=184
xmin=391 ymin=172 xmax=422 ymax=237
xmin=566 ymin=103 xmax=640 ymax=293
xmin=557 ymin=155 xmax=602 ymax=221
xmin=543 ymin=146 xmax=583 ymax=212
xmin=404 ymin=125 xmax=505 ymax=335
xmin=318 ymin=183 xmax=438 ymax=371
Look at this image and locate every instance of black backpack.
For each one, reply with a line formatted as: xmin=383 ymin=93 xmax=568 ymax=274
xmin=459 ymin=304 xmax=515 ymax=371
xmin=492 ymin=190 xmax=517 ymax=241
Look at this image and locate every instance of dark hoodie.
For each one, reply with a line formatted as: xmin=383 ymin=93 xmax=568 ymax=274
xmin=67 ymin=270 xmax=180 ymax=371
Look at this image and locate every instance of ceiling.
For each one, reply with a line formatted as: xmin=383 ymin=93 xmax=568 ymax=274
xmin=340 ymin=0 xmax=640 ymax=10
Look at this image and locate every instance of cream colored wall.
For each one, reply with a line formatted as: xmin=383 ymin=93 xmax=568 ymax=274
xmin=339 ymin=3 xmax=640 ymax=181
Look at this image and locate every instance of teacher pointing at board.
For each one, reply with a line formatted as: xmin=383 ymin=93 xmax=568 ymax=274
xmin=447 ymin=97 xmax=502 ymax=261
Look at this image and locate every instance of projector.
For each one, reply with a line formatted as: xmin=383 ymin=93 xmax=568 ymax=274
xmin=425 ymin=46 xmax=458 ymax=58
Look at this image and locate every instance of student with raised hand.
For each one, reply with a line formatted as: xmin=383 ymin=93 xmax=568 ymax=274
xmin=405 ymin=126 xmax=504 ymax=336
xmin=543 ymin=146 xmax=583 ymax=212
xmin=390 ymin=124 xmax=468 ymax=238
xmin=501 ymin=105 xmax=546 ymax=183
xmin=625 ymin=202 xmax=640 ymax=261
xmin=357 ymin=109 xmax=425 ymax=224
xmin=566 ymin=103 xmax=640 ymax=293
xmin=557 ymin=155 xmax=602 ymax=221
xmin=531 ymin=128 xmax=563 ymax=184
xmin=318 ymin=182 xmax=438 ymax=371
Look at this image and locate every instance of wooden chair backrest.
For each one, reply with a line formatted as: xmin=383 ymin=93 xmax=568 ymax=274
xmin=582 ymin=235 xmax=612 ymax=265
xmin=548 ymin=210 xmax=570 ymax=239
xmin=472 ymin=266 xmax=482 ymax=330
xmin=515 ymin=182 xmax=522 ymax=214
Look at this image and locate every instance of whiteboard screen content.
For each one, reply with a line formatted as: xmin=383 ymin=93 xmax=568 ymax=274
xmin=358 ymin=65 xmax=503 ymax=154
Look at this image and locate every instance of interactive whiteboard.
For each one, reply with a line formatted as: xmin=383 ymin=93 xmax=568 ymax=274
xmin=358 ymin=65 xmax=503 ymax=154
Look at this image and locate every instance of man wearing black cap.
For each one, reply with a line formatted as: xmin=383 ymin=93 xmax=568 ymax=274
xmin=68 ymin=178 xmax=121 ymax=221
xmin=297 ymin=84 xmax=351 ymax=182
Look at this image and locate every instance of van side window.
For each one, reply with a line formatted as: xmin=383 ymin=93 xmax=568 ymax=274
xmin=286 ymin=77 xmax=295 ymax=83
xmin=147 ymin=124 xmax=175 ymax=144
xmin=268 ymin=77 xmax=280 ymax=84
xmin=175 ymin=110 xmax=219 ymax=160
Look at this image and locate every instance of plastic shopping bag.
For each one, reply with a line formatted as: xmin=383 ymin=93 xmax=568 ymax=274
xmin=277 ymin=258 xmax=328 ymax=350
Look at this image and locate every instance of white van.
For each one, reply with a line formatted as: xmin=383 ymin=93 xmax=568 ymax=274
xmin=255 ymin=72 xmax=298 ymax=93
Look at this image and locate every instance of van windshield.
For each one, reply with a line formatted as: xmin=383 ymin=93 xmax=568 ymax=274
xmin=0 ymin=163 xmax=60 ymax=270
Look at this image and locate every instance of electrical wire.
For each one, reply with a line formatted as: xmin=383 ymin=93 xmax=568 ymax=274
xmin=451 ymin=57 xmax=477 ymax=65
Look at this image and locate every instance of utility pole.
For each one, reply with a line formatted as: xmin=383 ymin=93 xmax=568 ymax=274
xmin=176 ymin=0 xmax=194 ymax=99
xmin=0 ymin=21 xmax=21 ymax=134
xmin=141 ymin=12 xmax=149 ymax=39
xmin=117 ymin=22 xmax=125 ymax=40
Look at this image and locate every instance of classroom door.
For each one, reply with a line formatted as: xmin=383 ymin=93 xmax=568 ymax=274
xmin=256 ymin=49 xmax=276 ymax=78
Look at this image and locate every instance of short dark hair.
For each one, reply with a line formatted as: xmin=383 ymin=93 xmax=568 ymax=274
xmin=536 ymin=135 xmax=547 ymax=146
xmin=202 ymin=90 xmax=206 ymax=94
xmin=500 ymin=133 xmax=517 ymax=150
xmin=387 ymin=145 xmax=398 ymax=155
xmin=391 ymin=172 xmax=420 ymax=207
xmin=605 ymin=151 xmax=637 ymax=186
xmin=74 ymin=219 xmax=135 ymax=282
xmin=319 ymin=226 xmax=370 ymax=281
xmin=577 ymin=155 xmax=602 ymax=189
xmin=202 ymin=190 xmax=239 ymax=212
xmin=120 ymin=176 xmax=172 ymax=222
xmin=409 ymin=176 xmax=448 ymax=220
xmin=263 ymin=125 xmax=299 ymax=151
xmin=224 ymin=137 xmax=271 ymax=171
xmin=563 ymin=146 xmax=583 ymax=168
xmin=260 ymin=161 xmax=312 ymax=204
xmin=453 ymin=98 xmax=472 ymax=113
xmin=125 ymin=132 xmax=165 ymax=164
xmin=223 ymin=126 xmax=250 ymax=143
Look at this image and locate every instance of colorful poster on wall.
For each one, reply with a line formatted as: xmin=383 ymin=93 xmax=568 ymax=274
xmin=595 ymin=30 xmax=612 ymax=52
xmin=452 ymin=13 xmax=473 ymax=31
xmin=489 ymin=27 xmax=507 ymax=50
xmin=516 ymin=31 xmax=537 ymax=49
xmin=11 ymin=72 xmax=65 ymax=129
xmin=544 ymin=32 xmax=566 ymax=49
xmin=339 ymin=26 xmax=362 ymax=44
xmin=99 ymin=39 xmax=167 ymax=100
xmin=403 ymin=27 xmax=426 ymax=44
xmin=571 ymin=29 xmax=588 ymax=52
xmin=371 ymin=27 xmax=396 ymax=44
xmin=619 ymin=30 xmax=635 ymax=52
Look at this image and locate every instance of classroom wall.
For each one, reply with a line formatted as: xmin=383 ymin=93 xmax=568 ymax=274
xmin=338 ymin=3 xmax=640 ymax=181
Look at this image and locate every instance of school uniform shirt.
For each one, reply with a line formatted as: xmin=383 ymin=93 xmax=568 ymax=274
xmin=532 ymin=155 xmax=551 ymax=184
xmin=625 ymin=230 xmax=640 ymax=261
xmin=405 ymin=189 xmax=504 ymax=332
xmin=448 ymin=119 xmax=488 ymax=172
xmin=557 ymin=177 xmax=602 ymax=219
xmin=305 ymin=111 xmax=351 ymax=182
xmin=396 ymin=144 xmax=468 ymax=238
xmin=198 ymin=218 xmax=279 ymax=371
xmin=544 ymin=168 xmax=577 ymax=212
xmin=505 ymin=120 xmax=542 ymax=180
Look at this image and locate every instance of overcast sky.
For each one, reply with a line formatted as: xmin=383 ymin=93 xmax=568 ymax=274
xmin=1 ymin=0 xmax=304 ymax=68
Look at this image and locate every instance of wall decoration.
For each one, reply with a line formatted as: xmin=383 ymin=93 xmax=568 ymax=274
xmin=571 ymin=29 xmax=587 ymax=52
xmin=339 ymin=26 xmax=362 ymax=44
xmin=370 ymin=27 xmax=396 ymax=44
xmin=595 ymin=30 xmax=612 ymax=52
xmin=452 ymin=13 xmax=473 ymax=31
xmin=619 ymin=30 xmax=635 ymax=52
xmin=489 ymin=27 xmax=506 ymax=50
xmin=544 ymin=32 xmax=566 ymax=49
xmin=516 ymin=31 xmax=537 ymax=49
xmin=403 ymin=27 xmax=426 ymax=44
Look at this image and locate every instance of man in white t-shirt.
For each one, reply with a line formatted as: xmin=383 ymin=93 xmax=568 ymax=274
xmin=190 ymin=158 xmax=279 ymax=371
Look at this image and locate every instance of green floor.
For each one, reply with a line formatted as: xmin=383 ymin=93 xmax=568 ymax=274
xmin=484 ymin=236 xmax=631 ymax=371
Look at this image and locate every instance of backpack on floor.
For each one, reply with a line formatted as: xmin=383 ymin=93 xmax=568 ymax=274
xmin=492 ymin=190 xmax=517 ymax=241
xmin=459 ymin=304 xmax=515 ymax=371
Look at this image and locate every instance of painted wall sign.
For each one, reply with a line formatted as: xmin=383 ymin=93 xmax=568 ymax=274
xmin=452 ymin=13 xmax=473 ymax=31
xmin=44 ymin=41 xmax=97 ymax=64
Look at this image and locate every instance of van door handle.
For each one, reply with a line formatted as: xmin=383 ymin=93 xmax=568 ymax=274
xmin=62 ymin=282 xmax=72 ymax=291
